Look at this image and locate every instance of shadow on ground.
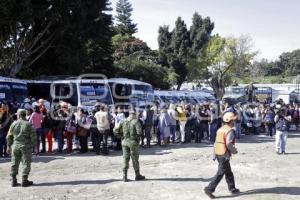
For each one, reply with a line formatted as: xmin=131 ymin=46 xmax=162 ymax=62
xmin=215 ymin=187 xmax=300 ymax=199
xmin=148 ymin=177 xmax=213 ymax=182
xmin=34 ymin=179 xmax=121 ymax=186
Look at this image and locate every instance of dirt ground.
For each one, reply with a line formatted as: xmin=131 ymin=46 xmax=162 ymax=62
xmin=1 ymin=133 xmax=300 ymax=200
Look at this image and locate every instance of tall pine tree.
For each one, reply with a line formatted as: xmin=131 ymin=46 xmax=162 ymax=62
xmin=115 ymin=0 xmax=137 ymax=36
xmin=158 ymin=13 xmax=214 ymax=90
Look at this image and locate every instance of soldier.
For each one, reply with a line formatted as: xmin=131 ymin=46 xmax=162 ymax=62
xmin=204 ymin=112 xmax=240 ymax=199
xmin=113 ymin=108 xmax=146 ymax=182
xmin=6 ymin=109 xmax=37 ymax=187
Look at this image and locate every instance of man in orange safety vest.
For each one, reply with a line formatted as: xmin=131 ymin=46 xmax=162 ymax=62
xmin=204 ymin=112 xmax=240 ymax=199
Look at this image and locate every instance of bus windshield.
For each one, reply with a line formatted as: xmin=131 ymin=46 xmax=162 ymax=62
xmin=0 ymin=83 xmax=12 ymax=102
xmin=80 ymin=83 xmax=113 ymax=106
xmin=226 ymin=87 xmax=246 ymax=95
xmin=11 ymin=83 xmax=28 ymax=103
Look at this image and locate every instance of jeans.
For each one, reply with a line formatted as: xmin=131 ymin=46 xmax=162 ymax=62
xmin=100 ymin=130 xmax=109 ymax=154
xmin=35 ymin=128 xmax=43 ymax=154
xmin=170 ymin=125 xmax=177 ymax=143
xmin=56 ymin=130 xmax=64 ymax=152
xmin=206 ymin=156 xmax=236 ymax=193
xmin=144 ymin=125 xmax=152 ymax=146
xmin=275 ymin=130 xmax=288 ymax=153
xmin=235 ymin=122 xmax=242 ymax=139
xmin=266 ymin=123 xmax=274 ymax=136
xmin=179 ymin=121 xmax=186 ymax=142
xmin=209 ymin=122 xmax=218 ymax=143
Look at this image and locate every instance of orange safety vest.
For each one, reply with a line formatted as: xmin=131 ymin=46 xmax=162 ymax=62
xmin=214 ymin=125 xmax=236 ymax=156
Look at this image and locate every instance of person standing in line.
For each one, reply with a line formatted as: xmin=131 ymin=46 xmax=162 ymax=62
xmin=0 ymin=103 xmax=12 ymax=157
xmin=142 ymin=105 xmax=154 ymax=148
xmin=204 ymin=112 xmax=240 ymax=199
xmin=209 ymin=103 xmax=218 ymax=143
xmin=158 ymin=106 xmax=171 ymax=147
xmin=113 ymin=108 xmax=145 ymax=182
xmin=167 ymin=103 xmax=178 ymax=144
xmin=29 ymin=106 xmax=43 ymax=156
xmin=95 ymin=104 xmax=110 ymax=155
xmin=176 ymin=105 xmax=187 ymax=144
xmin=275 ymin=108 xmax=291 ymax=155
xmin=7 ymin=109 xmax=37 ymax=187
xmin=263 ymin=106 xmax=275 ymax=137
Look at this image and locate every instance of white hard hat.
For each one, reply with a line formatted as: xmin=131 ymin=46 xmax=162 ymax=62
xmin=223 ymin=112 xmax=237 ymax=123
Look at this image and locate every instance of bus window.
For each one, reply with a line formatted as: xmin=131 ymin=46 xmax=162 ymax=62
xmin=79 ymin=83 xmax=113 ymax=106
xmin=11 ymin=83 xmax=28 ymax=103
xmin=54 ymin=83 xmax=78 ymax=106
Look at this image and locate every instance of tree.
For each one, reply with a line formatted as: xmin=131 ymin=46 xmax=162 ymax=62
xmin=113 ymin=36 xmax=175 ymax=89
xmin=200 ymin=35 xmax=256 ymax=99
xmin=115 ymin=0 xmax=137 ymax=36
xmin=278 ymin=49 xmax=300 ymax=75
xmin=0 ymin=0 xmax=114 ymax=78
xmin=158 ymin=13 xmax=214 ymax=90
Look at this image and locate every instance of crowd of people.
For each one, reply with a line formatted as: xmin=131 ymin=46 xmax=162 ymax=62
xmin=0 ymin=96 xmax=299 ymax=158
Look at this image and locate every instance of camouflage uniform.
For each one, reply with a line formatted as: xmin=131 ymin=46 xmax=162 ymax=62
xmin=114 ymin=113 xmax=145 ymax=182
xmin=6 ymin=109 xmax=36 ymax=187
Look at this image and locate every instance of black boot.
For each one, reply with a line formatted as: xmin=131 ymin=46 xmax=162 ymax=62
xmin=11 ymin=175 xmax=20 ymax=187
xmin=123 ymin=171 xmax=129 ymax=182
xmin=22 ymin=176 xmax=33 ymax=187
xmin=135 ymin=171 xmax=145 ymax=181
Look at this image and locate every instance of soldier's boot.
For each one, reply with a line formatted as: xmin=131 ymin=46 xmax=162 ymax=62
xmin=135 ymin=171 xmax=145 ymax=181
xmin=11 ymin=175 xmax=20 ymax=187
xmin=123 ymin=171 xmax=129 ymax=182
xmin=22 ymin=176 xmax=33 ymax=187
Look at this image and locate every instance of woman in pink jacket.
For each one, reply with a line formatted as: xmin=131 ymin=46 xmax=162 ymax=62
xmin=29 ymin=106 xmax=44 ymax=156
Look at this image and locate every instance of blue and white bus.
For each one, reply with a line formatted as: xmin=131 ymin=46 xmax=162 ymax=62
xmin=51 ymin=78 xmax=113 ymax=111
xmin=108 ymin=78 xmax=154 ymax=109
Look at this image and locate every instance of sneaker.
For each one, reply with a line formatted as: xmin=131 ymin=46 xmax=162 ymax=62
xmin=231 ymin=188 xmax=240 ymax=194
xmin=204 ymin=187 xmax=216 ymax=199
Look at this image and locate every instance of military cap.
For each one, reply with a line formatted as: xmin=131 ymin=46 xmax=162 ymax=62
xmin=17 ymin=109 xmax=27 ymax=115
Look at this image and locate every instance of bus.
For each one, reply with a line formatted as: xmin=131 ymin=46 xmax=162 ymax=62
xmin=51 ymin=78 xmax=113 ymax=111
xmin=0 ymin=76 xmax=28 ymax=105
xmin=108 ymin=78 xmax=154 ymax=109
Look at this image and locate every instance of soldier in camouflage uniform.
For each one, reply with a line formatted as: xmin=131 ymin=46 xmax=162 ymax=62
xmin=6 ymin=109 xmax=37 ymax=187
xmin=114 ymin=108 xmax=145 ymax=182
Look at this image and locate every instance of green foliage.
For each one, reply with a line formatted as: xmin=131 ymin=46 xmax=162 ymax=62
xmin=114 ymin=54 xmax=173 ymax=89
xmin=113 ymin=36 xmax=173 ymax=89
xmin=199 ymin=35 xmax=256 ymax=99
xmin=115 ymin=0 xmax=137 ymax=36
xmin=278 ymin=49 xmax=300 ymax=75
xmin=0 ymin=0 xmax=114 ymax=78
xmin=158 ymin=12 xmax=214 ymax=90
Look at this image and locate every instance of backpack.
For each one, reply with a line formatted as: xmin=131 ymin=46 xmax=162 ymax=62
xmin=276 ymin=118 xmax=288 ymax=132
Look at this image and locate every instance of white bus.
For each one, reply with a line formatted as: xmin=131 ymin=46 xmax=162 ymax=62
xmin=108 ymin=78 xmax=154 ymax=108
xmin=0 ymin=76 xmax=28 ymax=104
xmin=51 ymin=79 xmax=113 ymax=111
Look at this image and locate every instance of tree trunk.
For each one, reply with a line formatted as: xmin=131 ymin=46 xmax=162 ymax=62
xmin=176 ymin=81 xmax=183 ymax=91
xmin=210 ymin=75 xmax=225 ymax=100
xmin=9 ymin=63 xmax=23 ymax=77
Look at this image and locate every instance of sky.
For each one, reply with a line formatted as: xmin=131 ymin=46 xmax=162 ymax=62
xmin=110 ymin=0 xmax=300 ymax=60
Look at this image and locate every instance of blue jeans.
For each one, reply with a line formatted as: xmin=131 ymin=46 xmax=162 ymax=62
xmin=209 ymin=122 xmax=218 ymax=143
xmin=170 ymin=125 xmax=177 ymax=143
xmin=35 ymin=128 xmax=43 ymax=154
xmin=56 ymin=130 xmax=64 ymax=152
xmin=235 ymin=122 xmax=242 ymax=139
